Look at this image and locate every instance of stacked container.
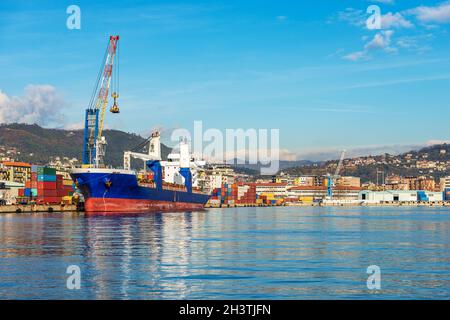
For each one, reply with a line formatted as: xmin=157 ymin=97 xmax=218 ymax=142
xmin=17 ymin=165 xmax=75 ymax=204
xmin=37 ymin=166 xmax=59 ymax=203
xmin=236 ymin=184 xmax=256 ymax=205
xmin=208 ymin=183 xmax=258 ymax=206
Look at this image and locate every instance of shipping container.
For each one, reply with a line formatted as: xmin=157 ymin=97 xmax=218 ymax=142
xmin=37 ymin=174 xmax=57 ymax=182
xmin=37 ymin=167 xmax=57 ymax=175
xmin=63 ymin=179 xmax=73 ymax=186
xmin=36 ymin=196 xmax=61 ymax=204
xmin=24 ymin=188 xmax=31 ymax=197
xmin=39 ymin=189 xmax=58 ymax=197
xmin=37 ymin=181 xmax=57 ymax=190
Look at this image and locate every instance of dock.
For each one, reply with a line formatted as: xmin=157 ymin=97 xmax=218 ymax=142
xmin=0 ymin=203 xmax=80 ymax=214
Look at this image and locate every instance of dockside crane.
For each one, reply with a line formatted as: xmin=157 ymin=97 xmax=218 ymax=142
xmin=326 ymin=149 xmax=346 ymax=200
xmin=82 ymin=35 xmax=121 ymax=168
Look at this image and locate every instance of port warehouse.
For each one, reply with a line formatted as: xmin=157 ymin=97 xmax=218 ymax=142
xmin=0 ymin=161 xmax=74 ymax=205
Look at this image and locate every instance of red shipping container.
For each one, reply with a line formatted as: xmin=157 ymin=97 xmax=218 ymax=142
xmin=31 ymin=172 xmax=37 ymax=181
xmin=31 ymin=182 xmax=38 ymax=188
xmin=37 ymin=181 xmax=57 ymax=190
xmin=18 ymin=189 xmax=25 ymax=197
xmin=56 ymin=174 xmax=63 ymax=180
xmin=37 ymin=196 xmax=61 ymax=204
xmin=25 ymin=181 xmax=31 ymax=188
xmin=39 ymin=189 xmax=57 ymax=197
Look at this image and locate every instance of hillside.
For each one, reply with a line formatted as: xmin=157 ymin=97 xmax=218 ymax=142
xmin=283 ymin=144 xmax=450 ymax=183
xmin=0 ymin=123 xmax=171 ymax=167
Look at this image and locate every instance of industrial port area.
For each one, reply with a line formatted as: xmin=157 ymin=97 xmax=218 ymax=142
xmin=2 ymin=0 xmax=450 ymax=305
xmin=1 ymin=153 xmax=450 ymax=213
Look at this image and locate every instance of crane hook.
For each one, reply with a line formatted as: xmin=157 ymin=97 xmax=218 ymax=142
xmin=110 ymin=92 xmax=120 ymax=113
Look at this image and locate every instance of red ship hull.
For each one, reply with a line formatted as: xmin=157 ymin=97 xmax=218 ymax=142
xmin=84 ymin=197 xmax=206 ymax=213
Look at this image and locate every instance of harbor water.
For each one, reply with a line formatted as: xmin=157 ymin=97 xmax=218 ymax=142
xmin=1 ymin=206 xmax=450 ymax=299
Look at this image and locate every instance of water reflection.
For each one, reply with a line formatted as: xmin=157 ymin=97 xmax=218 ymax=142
xmin=1 ymin=207 xmax=450 ymax=299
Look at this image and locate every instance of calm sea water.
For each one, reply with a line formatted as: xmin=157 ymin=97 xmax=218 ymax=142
xmin=1 ymin=206 xmax=450 ymax=299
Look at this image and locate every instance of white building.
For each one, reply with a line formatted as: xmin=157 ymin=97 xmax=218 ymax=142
xmin=424 ymin=191 xmax=443 ymax=202
xmin=0 ymin=180 xmax=25 ymax=204
xmin=206 ymin=165 xmax=236 ymax=190
xmin=254 ymin=183 xmax=287 ymax=197
xmin=359 ymin=190 xmax=417 ymax=203
xmin=439 ymin=176 xmax=450 ymax=191
xmin=359 ymin=190 xmax=443 ymax=203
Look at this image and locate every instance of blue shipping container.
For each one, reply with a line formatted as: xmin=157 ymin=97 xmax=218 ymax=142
xmin=417 ymin=191 xmax=429 ymax=202
xmin=444 ymin=188 xmax=450 ymax=201
xmin=37 ymin=174 xmax=56 ymax=182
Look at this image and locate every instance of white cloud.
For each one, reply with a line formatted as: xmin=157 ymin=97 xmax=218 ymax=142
xmin=64 ymin=121 xmax=84 ymax=130
xmin=365 ymin=30 xmax=394 ymax=50
xmin=381 ymin=12 xmax=414 ymax=29
xmin=396 ymin=34 xmax=434 ymax=53
xmin=343 ymin=30 xmax=396 ymax=61
xmin=336 ymin=8 xmax=366 ymax=27
xmin=0 ymin=85 xmax=66 ymax=126
xmin=409 ymin=1 xmax=450 ymax=23
xmin=343 ymin=51 xmax=367 ymax=61
xmin=291 ymin=142 xmax=435 ymax=161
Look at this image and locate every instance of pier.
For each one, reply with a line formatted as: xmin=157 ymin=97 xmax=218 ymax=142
xmin=0 ymin=203 xmax=79 ymax=214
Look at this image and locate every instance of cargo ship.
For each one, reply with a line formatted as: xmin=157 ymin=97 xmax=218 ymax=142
xmin=70 ymin=132 xmax=210 ymax=213
xmin=69 ymin=35 xmax=209 ymax=213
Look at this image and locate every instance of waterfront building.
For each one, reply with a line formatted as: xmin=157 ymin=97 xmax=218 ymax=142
xmin=253 ymin=182 xmax=287 ymax=198
xmin=440 ymin=176 xmax=450 ymax=191
xmin=335 ymin=176 xmax=360 ymax=188
xmin=359 ymin=190 xmax=443 ymax=203
xmin=205 ymin=165 xmax=236 ymax=190
xmin=288 ymin=186 xmax=361 ymax=202
xmin=0 ymin=161 xmax=31 ymax=184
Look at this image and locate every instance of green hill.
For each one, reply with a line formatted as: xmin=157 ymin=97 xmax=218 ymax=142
xmin=0 ymin=123 xmax=171 ymax=167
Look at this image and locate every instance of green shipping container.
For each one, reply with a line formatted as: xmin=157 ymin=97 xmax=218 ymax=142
xmin=37 ymin=167 xmax=57 ymax=175
xmin=31 ymin=188 xmax=38 ymax=196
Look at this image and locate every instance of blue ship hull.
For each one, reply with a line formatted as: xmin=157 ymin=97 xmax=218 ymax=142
xmin=70 ymin=169 xmax=210 ymax=213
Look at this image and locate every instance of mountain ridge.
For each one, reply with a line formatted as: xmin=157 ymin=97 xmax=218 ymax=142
xmin=0 ymin=123 xmax=171 ymax=167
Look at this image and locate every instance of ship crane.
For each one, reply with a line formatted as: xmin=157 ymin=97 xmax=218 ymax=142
xmin=82 ymin=35 xmax=121 ymax=168
xmin=326 ymin=149 xmax=346 ymax=200
xmin=123 ymin=132 xmax=162 ymax=170
xmin=123 ymin=134 xmax=206 ymax=193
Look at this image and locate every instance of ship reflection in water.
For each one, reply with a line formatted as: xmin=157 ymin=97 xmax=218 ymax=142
xmin=1 ymin=207 xmax=450 ymax=299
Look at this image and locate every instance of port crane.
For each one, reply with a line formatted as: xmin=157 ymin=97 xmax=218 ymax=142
xmin=123 ymin=131 xmax=162 ymax=170
xmin=326 ymin=149 xmax=346 ymax=200
xmin=82 ymin=35 xmax=120 ymax=167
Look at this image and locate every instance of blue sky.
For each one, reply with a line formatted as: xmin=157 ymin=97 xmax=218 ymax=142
xmin=1 ymin=0 xmax=450 ymax=160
